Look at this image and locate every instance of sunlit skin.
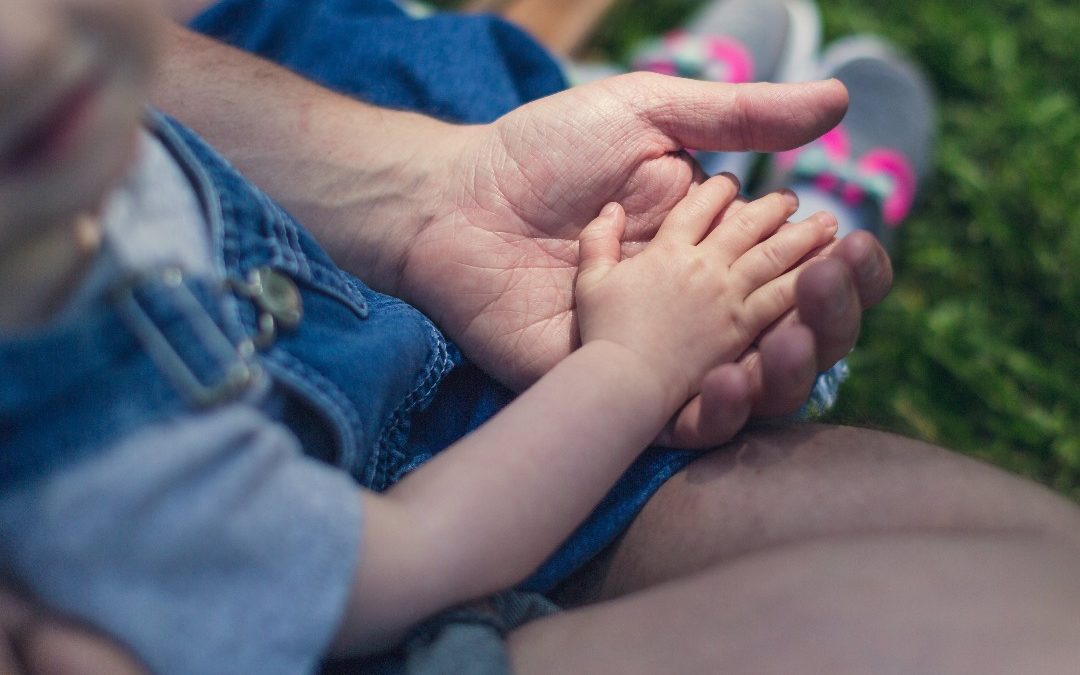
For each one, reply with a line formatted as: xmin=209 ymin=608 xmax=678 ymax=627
xmin=5 ymin=3 xmax=1080 ymax=673
xmin=0 ymin=0 xmax=841 ymax=659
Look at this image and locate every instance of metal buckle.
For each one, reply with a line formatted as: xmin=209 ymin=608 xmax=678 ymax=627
xmin=225 ymin=267 xmax=304 ymax=350
xmin=112 ymin=268 xmax=259 ymax=408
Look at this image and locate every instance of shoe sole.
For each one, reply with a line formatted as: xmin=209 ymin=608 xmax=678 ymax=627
xmin=775 ymin=0 xmax=823 ymax=84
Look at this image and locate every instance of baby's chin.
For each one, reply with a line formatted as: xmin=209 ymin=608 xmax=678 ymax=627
xmin=0 ymin=117 xmax=142 ymax=253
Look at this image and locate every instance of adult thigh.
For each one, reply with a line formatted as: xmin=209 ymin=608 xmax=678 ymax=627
xmin=556 ymin=424 xmax=1080 ymax=603
xmin=513 ymin=533 xmax=1080 ymax=675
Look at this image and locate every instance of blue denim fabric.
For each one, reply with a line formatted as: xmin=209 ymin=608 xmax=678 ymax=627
xmin=186 ymin=0 xmax=702 ymax=593
xmin=0 ymin=111 xmax=455 ymax=497
xmin=191 ymin=0 xmax=567 ymax=124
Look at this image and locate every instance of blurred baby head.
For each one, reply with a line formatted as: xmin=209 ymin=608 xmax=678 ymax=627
xmin=0 ymin=0 xmax=161 ymax=247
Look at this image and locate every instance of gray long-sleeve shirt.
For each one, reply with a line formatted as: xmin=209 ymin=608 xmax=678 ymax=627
xmin=0 ymin=131 xmax=363 ymax=674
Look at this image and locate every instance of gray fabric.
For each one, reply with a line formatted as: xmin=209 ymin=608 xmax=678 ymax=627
xmin=63 ymin=129 xmax=214 ymax=316
xmin=789 ymin=181 xmax=868 ymax=240
xmin=104 ymin=129 xmax=214 ymax=276
xmin=822 ymin=39 xmax=936 ymax=178
xmin=0 ymin=405 xmax=362 ymax=675
xmin=406 ymin=591 xmax=559 ymax=675
xmin=324 ymin=590 xmax=559 ymax=675
xmin=1 ymin=132 xmax=362 ymax=674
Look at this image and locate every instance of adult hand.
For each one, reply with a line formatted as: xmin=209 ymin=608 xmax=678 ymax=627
xmin=157 ymin=29 xmax=889 ymax=448
xmin=659 ymin=230 xmax=892 ymax=448
xmin=399 ymin=73 xmax=891 ymax=445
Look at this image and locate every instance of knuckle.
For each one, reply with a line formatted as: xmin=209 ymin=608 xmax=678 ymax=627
xmin=679 ymin=190 xmax=715 ymax=222
xmin=730 ymin=207 xmax=760 ymax=237
xmin=726 ymin=90 xmax=758 ymax=151
xmin=724 ymin=305 xmax=753 ymax=353
xmin=763 ymin=281 xmax=795 ymax=315
xmin=758 ymin=240 xmax=788 ymax=272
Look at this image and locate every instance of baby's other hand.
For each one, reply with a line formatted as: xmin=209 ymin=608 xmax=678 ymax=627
xmin=575 ymin=174 xmax=837 ymax=403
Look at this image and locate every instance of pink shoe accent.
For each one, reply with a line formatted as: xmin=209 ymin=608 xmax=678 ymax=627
xmin=818 ymin=125 xmax=851 ymax=159
xmin=859 ymin=149 xmax=917 ymax=227
xmin=631 ymin=32 xmax=755 ymax=85
xmin=778 ymin=125 xmax=849 ymax=171
xmin=704 ymin=37 xmax=754 ymax=84
xmin=779 ymin=124 xmax=918 ymax=227
xmin=841 ymin=183 xmax=865 ymax=207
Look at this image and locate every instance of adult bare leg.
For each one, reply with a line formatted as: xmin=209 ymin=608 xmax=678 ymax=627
xmin=514 ymin=532 xmax=1080 ymax=674
xmin=555 ymin=424 xmax=1080 ymax=603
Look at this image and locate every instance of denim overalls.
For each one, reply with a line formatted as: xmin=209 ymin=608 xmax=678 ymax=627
xmin=2 ymin=107 xmax=450 ymax=480
xmin=0 ymin=103 xmax=701 ymax=593
xmin=2 ymin=1 xmax=843 ymax=607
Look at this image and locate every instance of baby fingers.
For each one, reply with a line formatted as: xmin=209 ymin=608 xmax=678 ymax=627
xmin=704 ymin=188 xmax=800 ymax=264
xmin=732 ymin=211 xmax=838 ymax=290
xmin=740 ymin=213 xmax=839 ymax=329
xmin=654 ymin=172 xmax=741 ymax=245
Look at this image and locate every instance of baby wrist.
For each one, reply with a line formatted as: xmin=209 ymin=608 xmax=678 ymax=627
xmin=580 ymin=339 xmax=692 ymax=415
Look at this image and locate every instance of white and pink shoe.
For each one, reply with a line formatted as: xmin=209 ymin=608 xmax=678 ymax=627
xmin=629 ymin=0 xmax=823 ymax=179
xmin=773 ymin=36 xmax=936 ymax=250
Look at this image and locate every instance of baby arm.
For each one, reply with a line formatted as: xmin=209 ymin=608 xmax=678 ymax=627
xmin=332 ymin=175 xmax=837 ymax=656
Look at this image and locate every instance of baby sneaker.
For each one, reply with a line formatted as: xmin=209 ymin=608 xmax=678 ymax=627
xmin=772 ymin=35 xmax=935 ymax=251
xmin=630 ymin=0 xmax=823 ymax=178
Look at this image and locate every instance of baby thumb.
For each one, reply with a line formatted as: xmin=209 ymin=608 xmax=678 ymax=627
xmin=577 ymin=202 xmax=625 ymax=281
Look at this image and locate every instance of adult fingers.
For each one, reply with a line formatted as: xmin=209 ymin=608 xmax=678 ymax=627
xmin=795 ymin=256 xmax=863 ymax=371
xmin=0 ymin=586 xmax=31 ymax=673
xmin=831 ymin=230 xmax=894 ymax=309
xmin=608 ymin=74 xmax=849 ymax=154
xmin=750 ymin=323 xmax=819 ymax=419
xmin=0 ymin=586 xmax=146 ymax=675
xmin=18 ymin=620 xmax=148 ymax=675
xmin=660 ymin=364 xmax=753 ymax=449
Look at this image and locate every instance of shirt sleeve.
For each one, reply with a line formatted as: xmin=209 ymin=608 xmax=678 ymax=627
xmin=0 ymin=405 xmax=362 ymax=675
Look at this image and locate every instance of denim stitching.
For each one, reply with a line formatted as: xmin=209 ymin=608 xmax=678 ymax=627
xmin=147 ymin=112 xmax=231 ymax=282
xmin=263 ymin=350 xmax=364 ymax=474
xmin=374 ymin=319 xmax=455 ymax=489
xmin=260 ymin=192 xmax=305 ymax=278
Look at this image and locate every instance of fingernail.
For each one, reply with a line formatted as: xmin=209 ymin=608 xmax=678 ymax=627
xmin=719 ymin=172 xmax=742 ymax=193
xmin=858 ymin=256 xmax=880 ymax=285
xmin=850 ymin=235 xmax=880 ymax=284
xmin=779 ymin=188 xmax=799 ymax=210
xmin=816 ymin=211 xmax=838 ymax=231
xmin=600 ymin=202 xmax=619 ymax=217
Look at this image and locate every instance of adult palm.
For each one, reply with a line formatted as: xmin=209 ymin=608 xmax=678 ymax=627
xmin=402 ymin=74 xmax=851 ymax=394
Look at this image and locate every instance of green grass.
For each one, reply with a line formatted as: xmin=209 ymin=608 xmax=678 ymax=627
xmin=438 ymin=0 xmax=1080 ymax=500
xmin=822 ymin=0 xmax=1080 ymax=500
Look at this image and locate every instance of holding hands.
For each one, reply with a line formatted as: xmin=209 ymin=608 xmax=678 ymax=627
xmin=158 ymin=31 xmax=893 ymax=448
xmin=397 ymin=74 xmax=890 ymax=446
xmin=575 ymin=175 xmax=836 ymax=435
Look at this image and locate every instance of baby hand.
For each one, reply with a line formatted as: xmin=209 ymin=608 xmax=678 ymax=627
xmin=575 ymin=173 xmax=837 ymax=403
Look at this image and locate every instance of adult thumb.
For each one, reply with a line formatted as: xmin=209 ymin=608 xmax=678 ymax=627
xmin=613 ymin=73 xmax=849 ymax=154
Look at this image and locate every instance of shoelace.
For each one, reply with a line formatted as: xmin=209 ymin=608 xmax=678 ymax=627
xmin=777 ymin=125 xmax=916 ymax=227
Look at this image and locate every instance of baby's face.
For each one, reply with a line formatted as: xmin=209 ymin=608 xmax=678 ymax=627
xmin=0 ymin=0 xmax=160 ymax=248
